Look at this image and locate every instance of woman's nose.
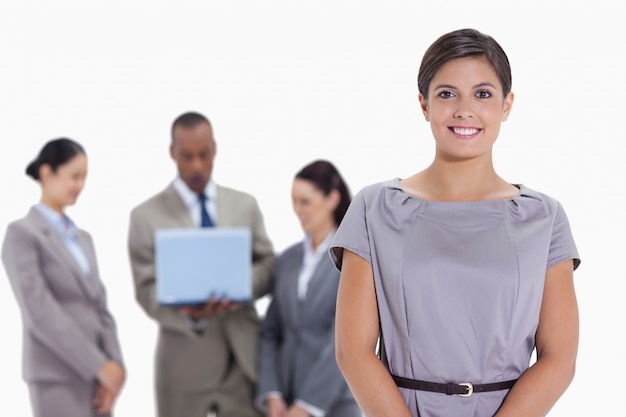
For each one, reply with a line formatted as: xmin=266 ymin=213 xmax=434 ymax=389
xmin=454 ymin=98 xmax=474 ymax=119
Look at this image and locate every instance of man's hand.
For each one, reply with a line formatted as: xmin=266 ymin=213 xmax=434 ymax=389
xmin=179 ymin=296 xmax=243 ymax=320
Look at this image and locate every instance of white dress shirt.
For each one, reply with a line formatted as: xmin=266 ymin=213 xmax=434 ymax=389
xmin=297 ymin=232 xmax=335 ymax=300
xmin=172 ymin=176 xmax=218 ymax=227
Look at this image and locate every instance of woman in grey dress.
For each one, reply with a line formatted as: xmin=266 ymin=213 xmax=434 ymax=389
xmin=331 ymin=29 xmax=580 ymax=417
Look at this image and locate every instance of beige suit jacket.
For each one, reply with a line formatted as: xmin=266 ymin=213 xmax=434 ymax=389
xmin=1 ymin=207 xmax=124 ymax=383
xmin=127 ymin=182 xmax=275 ymax=392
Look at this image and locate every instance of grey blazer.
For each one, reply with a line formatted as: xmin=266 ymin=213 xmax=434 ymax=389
xmin=1 ymin=207 xmax=124 ymax=383
xmin=127 ymin=182 xmax=275 ymax=393
xmin=257 ymin=241 xmax=357 ymax=416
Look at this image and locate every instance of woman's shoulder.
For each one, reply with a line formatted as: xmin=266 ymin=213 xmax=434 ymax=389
xmin=350 ymin=178 xmax=425 ymax=216
xmin=515 ymin=184 xmax=566 ymax=214
xmin=3 ymin=212 xmax=41 ymax=247
xmin=354 ymin=178 xmax=402 ymax=200
xmin=272 ymin=242 xmax=305 ymax=279
xmin=276 ymin=242 xmax=307 ymax=269
xmin=5 ymin=208 xmax=37 ymax=232
xmin=279 ymin=241 xmax=303 ymax=257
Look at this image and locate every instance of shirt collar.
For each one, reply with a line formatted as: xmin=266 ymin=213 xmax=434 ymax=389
xmin=172 ymin=177 xmax=217 ymax=209
xmin=34 ymin=203 xmax=77 ymax=237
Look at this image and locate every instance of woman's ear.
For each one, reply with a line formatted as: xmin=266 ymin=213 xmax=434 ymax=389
xmin=328 ymin=189 xmax=341 ymax=210
xmin=39 ymin=163 xmax=53 ymax=181
xmin=502 ymin=91 xmax=515 ymax=121
xmin=419 ymin=93 xmax=430 ymax=121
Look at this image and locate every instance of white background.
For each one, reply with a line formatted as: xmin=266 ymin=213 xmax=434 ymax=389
xmin=1 ymin=1 xmax=624 ymax=415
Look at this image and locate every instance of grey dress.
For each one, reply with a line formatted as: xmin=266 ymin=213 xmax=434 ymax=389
xmin=330 ymin=179 xmax=580 ymax=417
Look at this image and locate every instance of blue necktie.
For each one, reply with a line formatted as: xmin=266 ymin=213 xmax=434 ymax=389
xmin=198 ymin=193 xmax=214 ymax=228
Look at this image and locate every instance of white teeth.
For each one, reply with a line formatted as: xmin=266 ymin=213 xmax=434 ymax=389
xmin=453 ymin=127 xmax=479 ymax=135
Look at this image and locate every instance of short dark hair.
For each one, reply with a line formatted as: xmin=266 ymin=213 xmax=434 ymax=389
xmin=171 ymin=111 xmax=212 ymax=142
xmin=418 ymin=28 xmax=512 ymax=98
xmin=25 ymin=138 xmax=86 ymax=180
xmin=295 ymin=160 xmax=352 ymax=227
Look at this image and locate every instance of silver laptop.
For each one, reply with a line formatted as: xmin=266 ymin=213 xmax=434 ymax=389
xmin=155 ymin=227 xmax=252 ymax=306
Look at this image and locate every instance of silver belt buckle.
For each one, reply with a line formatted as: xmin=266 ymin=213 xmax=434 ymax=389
xmin=458 ymin=382 xmax=473 ymax=397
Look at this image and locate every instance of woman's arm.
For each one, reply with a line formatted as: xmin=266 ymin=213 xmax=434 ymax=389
xmin=86 ymin=233 xmax=124 ymax=368
xmin=335 ymin=249 xmax=412 ymax=417
xmin=496 ymin=259 xmax=579 ymax=417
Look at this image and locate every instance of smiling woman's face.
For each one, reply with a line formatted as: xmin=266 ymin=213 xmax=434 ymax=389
xmin=419 ymin=56 xmax=514 ymax=162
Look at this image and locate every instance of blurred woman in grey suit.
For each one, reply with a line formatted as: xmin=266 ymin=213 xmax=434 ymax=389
xmin=1 ymin=138 xmax=125 ymax=417
xmin=256 ymin=160 xmax=360 ymax=417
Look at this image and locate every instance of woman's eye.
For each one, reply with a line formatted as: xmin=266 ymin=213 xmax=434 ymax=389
xmin=476 ymin=90 xmax=492 ymax=99
xmin=437 ymin=91 xmax=454 ymax=99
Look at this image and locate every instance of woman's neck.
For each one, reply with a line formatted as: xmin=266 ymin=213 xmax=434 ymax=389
xmin=309 ymin=223 xmax=335 ymax=251
xmin=40 ymin=196 xmax=64 ymax=214
xmin=403 ymin=158 xmax=516 ymax=202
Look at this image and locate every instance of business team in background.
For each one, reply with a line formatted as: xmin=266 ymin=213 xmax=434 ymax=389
xmin=1 ymin=139 xmax=125 ymax=417
xmin=1 ymin=115 xmax=352 ymax=417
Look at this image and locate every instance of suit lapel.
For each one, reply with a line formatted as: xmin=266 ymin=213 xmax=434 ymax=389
xmin=301 ymin=255 xmax=335 ymax=316
xmin=286 ymin=243 xmax=305 ymax=326
xmin=27 ymin=208 xmax=99 ymax=300
xmin=161 ymin=183 xmax=195 ymax=228
xmin=75 ymin=230 xmax=102 ymax=297
xmin=215 ymin=185 xmax=226 ymax=227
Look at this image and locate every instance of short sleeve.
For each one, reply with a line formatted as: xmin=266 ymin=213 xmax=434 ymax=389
xmin=330 ymin=189 xmax=372 ymax=271
xmin=547 ymin=202 xmax=581 ymax=271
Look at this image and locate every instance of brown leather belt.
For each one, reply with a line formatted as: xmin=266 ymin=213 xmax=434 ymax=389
xmin=392 ymin=374 xmax=517 ymax=397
